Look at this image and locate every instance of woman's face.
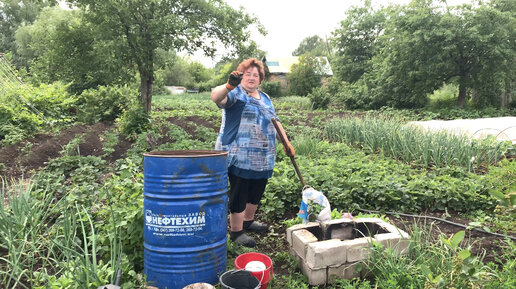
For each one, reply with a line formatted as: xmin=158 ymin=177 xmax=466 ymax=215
xmin=240 ymin=66 xmax=260 ymax=92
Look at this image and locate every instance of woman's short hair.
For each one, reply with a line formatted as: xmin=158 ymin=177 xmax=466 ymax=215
xmin=237 ymin=58 xmax=265 ymax=83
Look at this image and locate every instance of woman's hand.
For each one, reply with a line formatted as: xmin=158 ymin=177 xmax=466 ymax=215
xmin=283 ymin=143 xmax=295 ymax=157
xmin=226 ymin=71 xmax=243 ymax=91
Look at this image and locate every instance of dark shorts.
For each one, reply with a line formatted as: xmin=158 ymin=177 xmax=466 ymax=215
xmin=228 ymin=172 xmax=268 ymax=213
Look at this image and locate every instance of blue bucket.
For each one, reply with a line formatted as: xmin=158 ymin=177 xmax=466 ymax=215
xmin=143 ymin=150 xmax=228 ymax=289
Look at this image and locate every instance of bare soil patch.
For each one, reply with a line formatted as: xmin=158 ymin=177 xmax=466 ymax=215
xmin=166 ymin=115 xmax=219 ymax=141
xmin=0 ymin=123 xmax=112 ymax=179
xmin=381 ymin=211 xmax=511 ymax=265
xmin=0 ymin=116 xmax=214 ymax=179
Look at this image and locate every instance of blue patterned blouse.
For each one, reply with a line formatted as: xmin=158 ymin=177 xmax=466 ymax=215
xmin=215 ymin=85 xmax=278 ymax=179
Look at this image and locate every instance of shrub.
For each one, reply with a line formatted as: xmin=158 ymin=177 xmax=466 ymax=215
xmin=118 ymin=103 xmax=152 ymax=138
xmin=308 ymin=87 xmax=330 ymax=110
xmin=287 ymin=55 xmax=322 ymax=96
xmin=0 ymin=82 xmax=75 ymax=144
xmin=76 ymin=85 xmax=135 ymax=123
xmin=260 ymin=81 xmax=282 ymax=97
xmin=195 ymin=80 xmax=219 ymax=92
xmin=335 ymin=80 xmax=384 ymax=110
xmin=427 ymin=83 xmax=459 ymax=109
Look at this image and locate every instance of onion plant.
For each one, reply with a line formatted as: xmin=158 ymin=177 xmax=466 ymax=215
xmin=0 ymin=179 xmax=123 ymax=288
xmin=325 ymin=117 xmax=512 ymax=171
xmin=0 ymin=179 xmax=57 ymax=288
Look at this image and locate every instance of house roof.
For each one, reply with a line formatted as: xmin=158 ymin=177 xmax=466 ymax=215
xmin=264 ymin=56 xmax=333 ymax=76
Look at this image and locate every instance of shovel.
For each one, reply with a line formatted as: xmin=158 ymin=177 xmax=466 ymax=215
xmin=272 ymin=118 xmax=332 ymax=222
xmin=271 ymin=118 xmax=305 ymax=187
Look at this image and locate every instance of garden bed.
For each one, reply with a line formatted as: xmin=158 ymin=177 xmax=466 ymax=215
xmin=1 ymin=94 xmax=515 ymax=288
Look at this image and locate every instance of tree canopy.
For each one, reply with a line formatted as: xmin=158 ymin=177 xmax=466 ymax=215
xmin=331 ymin=0 xmax=516 ymax=109
xmin=68 ymin=0 xmax=262 ymax=112
xmin=0 ymin=0 xmax=57 ymax=66
xmin=292 ymin=35 xmax=329 ymax=57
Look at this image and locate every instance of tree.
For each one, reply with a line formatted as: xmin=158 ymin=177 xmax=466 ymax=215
xmin=15 ymin=7 xmax=132 ymax=93
xmin=69 ymin=0 xmax=261 ymax=112
xmin=369 ymin=0 xmax=445 ymax=108
xmin=0 ymin=0 xmax=57 ymax=66
xmin=331 ymin=0 xmax=386 ymax=83
xmin=288 ymin=55 xmax=323 ymax=96
xmin=465 ymin=1 xmax=516 ymax=107
xmin=375 ymin=0 xmax=516 ymax=108
xmin=292 ymin=35 xmax=329 ymax=57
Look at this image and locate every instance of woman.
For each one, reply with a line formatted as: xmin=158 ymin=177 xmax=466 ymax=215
xmin=211 ymin=58 xmax=294 ymax=247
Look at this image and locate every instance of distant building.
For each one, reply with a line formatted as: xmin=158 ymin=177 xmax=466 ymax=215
xmin=262 ymin=56 xmax=333 ymax=89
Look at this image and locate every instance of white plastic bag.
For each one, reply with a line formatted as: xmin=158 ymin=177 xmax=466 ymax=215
xmin=298 ymin=186 xmax=331 ymax=223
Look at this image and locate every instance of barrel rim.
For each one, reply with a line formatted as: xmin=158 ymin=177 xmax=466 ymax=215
xmin=144 ymin=150 xmax=228 ymax=158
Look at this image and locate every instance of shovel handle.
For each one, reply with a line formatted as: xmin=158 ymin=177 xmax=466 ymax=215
xmin=271 ymin=118 xmax=306 ymax=187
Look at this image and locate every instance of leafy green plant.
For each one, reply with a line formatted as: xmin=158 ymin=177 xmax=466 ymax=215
xmin=264 ymin=142 xmax=497 ymax=220
xmin=0 ymin=179 xmax=56 ymax=288
xmin=118 ymin=103 xmax=152 ymax=138
xmin=307 ymin=200 xmax=323 ymax=222
xmin=291 ymin=134 xmax=319 ymax=157
xmin=427 ymin=83 xmax=459 ymax=109
xmin=308 ymin=86 xmax=331 ymax=110
xmin=281 ymin=217 xmax=302 ymax=228
xmin=77 ymin=85 xmax=135 ymax=123
xmin=274 ymin=96 xmax=312 ymax=110
xmin=364 ymin=225 xmax=492 ymax=289
xmin=96 ymin=158 xmax=145 ymax=270
xmin=485 ymin=240 xmax=516 ymax=288
xmin=331 ymin=208 xmax=344 ymax=220
xmin=260 ymin=81 xmax=282 ymax=97
xmin=60 ymin=134 xmax=86 ymax=156
xmin=100 ymin=128 xmax=120 ymax=157
xmin=0 ymin=82 xmax=75 ymax=144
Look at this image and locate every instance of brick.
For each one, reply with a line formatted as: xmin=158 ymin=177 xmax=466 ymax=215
xmin=306 ymin=239 xmax=347 ymax=269
xmin=286 ymin=222 xmax=320 ymax=246
xmin=345 ymin=237 xmax=373 ymax=262
xmin=327 ymin=261 xmax=362 ymax=282
xmin=377 ymin=221 xmax=410 ymax=238
xmin=374 ymin=233 xmax=410 ymax=256
xmin=292 ymin=229 xmax=318 ymax=258
xmin=321 ymin=218 xmax=353 ymax=234
xmin=292 ymin=253 xmax=327 ymax=286
xmin=354 ymin=217 xmax=383 ymax=224
xmin=298 ymin=258 xmax=327 ymax=286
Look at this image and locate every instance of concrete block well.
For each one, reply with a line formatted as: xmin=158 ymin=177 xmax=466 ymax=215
xmin=288 ymin=218 xmax=410 ymax=286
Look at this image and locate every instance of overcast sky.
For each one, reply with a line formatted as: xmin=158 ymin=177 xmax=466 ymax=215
xmin=191 ymin=0 xmax=471 ymax=67
xmin=60 ymin=0 xmax=471 ymax=67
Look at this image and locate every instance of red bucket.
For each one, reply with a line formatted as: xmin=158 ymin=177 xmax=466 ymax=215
xmin=234 ymin=252 xmax=273 ymax=289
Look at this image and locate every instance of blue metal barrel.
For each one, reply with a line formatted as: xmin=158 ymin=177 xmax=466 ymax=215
xmin=143 ymin=150 xmax=228 ymax=289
